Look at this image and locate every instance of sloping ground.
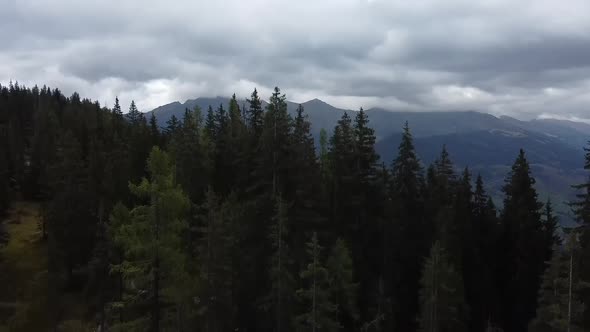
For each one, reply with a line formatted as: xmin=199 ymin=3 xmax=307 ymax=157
xmin=0 ymin=202 xmax=95 ymax=331
xmin=0 ymin=201 xmax=48 ymax=331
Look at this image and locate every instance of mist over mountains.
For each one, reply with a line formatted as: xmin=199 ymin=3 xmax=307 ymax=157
xmin=150 ymin=97 xmax=590 ymax=225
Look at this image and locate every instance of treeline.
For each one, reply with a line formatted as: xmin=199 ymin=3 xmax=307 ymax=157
xmin=0 ymin=82 xmax=589 ymax=331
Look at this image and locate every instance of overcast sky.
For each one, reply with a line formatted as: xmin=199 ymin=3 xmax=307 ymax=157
xmin=2 ymin=0 xmax=590 ymax=120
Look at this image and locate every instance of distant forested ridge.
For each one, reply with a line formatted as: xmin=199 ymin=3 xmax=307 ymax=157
xmin=1 ymin=82 xmax=590 ymax=331
xmin=151 ymin=96 xmax=590 ymax=226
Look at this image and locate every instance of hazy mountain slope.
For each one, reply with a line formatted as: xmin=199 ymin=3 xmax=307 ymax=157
xmin=150 ymin=97 xmax=244 ymax=124
xmin=375 ymin=129 xmax=586 ymax=225
xmin=149 ymin=97 xmax=589 ymax=225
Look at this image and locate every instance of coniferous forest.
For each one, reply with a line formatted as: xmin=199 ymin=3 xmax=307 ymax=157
xmin=1 ymin=82 xmax=590 ymax=332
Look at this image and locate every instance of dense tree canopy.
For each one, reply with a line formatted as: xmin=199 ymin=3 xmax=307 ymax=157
xmin=0 ymin=82 xmax=586 ymax=331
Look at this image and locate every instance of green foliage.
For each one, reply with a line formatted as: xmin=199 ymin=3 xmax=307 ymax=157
xmin=109 ymin=147 xmax=191 ymax=331
xmin=529 ymin=232 xmax=590 ymax=332
xmin=195 ymin=188 xmax=239 ymax=332
xmin=326 ymin=239 xmax=359 ymax=327
xmin=296 ymin=232 xmax=339 ymax=332
xmin=0 ymin=84 xmax=577 ymax=332
xmin=418 ymin=241 xmax=466 ymax=332
xmin=499 ymin=149 xmax=548 ymax=331
xmin=265 ymin=194 xmax=296 ymax=332
xmin=387 ymin=122 xmax=427 ymax=332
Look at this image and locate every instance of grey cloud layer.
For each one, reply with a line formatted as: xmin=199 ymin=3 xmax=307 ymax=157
xmin=1 ymin=0 xmax=590 ymax=120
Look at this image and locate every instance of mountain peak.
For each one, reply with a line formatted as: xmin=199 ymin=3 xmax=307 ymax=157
xmin=304 ymin=98 xmax=328 ymax=105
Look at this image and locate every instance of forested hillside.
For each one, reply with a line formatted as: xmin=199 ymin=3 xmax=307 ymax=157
xmin=1 ymin=82 xmax=590 ymax=331
xmin=151 ymin=97 xmax=590 ymax=225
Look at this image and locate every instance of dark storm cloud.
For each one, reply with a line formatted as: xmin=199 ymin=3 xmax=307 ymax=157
xmin=1 ymin=0 xmax=590 ymax=120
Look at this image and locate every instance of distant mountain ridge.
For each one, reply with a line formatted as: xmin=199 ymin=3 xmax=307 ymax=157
xmin=149 ymin=96 xmax=590 ymax=225
xmin=149 ymin=96 xmax=590 ymax=150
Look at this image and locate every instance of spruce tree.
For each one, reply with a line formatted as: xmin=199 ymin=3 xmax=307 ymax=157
xmin=470 ymin=174 xmax=501 ymax=331
xmin=227 ymin=94 xmax=248 ymax=194
xmin=148 ymin=112 xmax=161 ymax=148
xmin=169 ymin=107 xmax=208 ymax=202
xmin=46 ymin=131 xmax=96 ymax=287
xmin=319 ymin=128 xmax=330 ymax=180
xmin=125 ymin=100 xmax=142 ymax=126
xmin=327 ymin=239 xmax=359 ymax=329
xmin=296 ymin=232 xmax=339 ymax=332
xmin=418 ymin=241 xmax=467 ymax=332
xmin=328 ymin=112 xmax=356 ymax=237
xmin=388 ymin=122 xmax=426 ymax=332
xmin=529 ymin=231 xmax=589 ymax=332
xmin=195 ymin=189 xmax=238 ymax=332
xmin=265 ymin=194 xmax=296 ymax=332
xmin=571 ymin=141 xmax=590 ymax=326
xmin=499 ymin=149 xmax=547 ymax=331
xmin=164 ymin=115 xmax=180 ymax=142
xmin=543 ymin=199 xmax=561 ymax=261
xmin=288 ymin=104 xmax=324 ymax=264
xmin=109 ymin=147 xmax=191 ymax=332
xmin=260 ymin=87 xmax=292 ymax=197
xmin=204 ymin=106 xmax=216 ymax=141
xmin=352 ymin=108 xmax=383 ymax=324
xmin=112 ymin=97 xmax=126 ymax=136
xmin=246 ymin=88 xmax=264 ymax=138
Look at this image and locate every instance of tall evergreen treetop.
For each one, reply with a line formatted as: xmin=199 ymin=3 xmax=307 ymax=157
xmin=499 ymin=149 xmax=547 ymax=332
xmin=296 ymin=232 xmax=339 ymax=332
xmin=391 ymin=122 xmax=423 ymax=200
xmin=502 ymin=149 xmax=542 ymax=216
xmin=126 ymin=100 xmax=142 ymax=126
xmin=418 ymin=241 xmax=467 ymax=332
xmin=247 ymin=88 xmax=264 ymax=137
xmin=434 ymin=145 xmax=456 ymax=186
xmin=572 ymin=141 xmax=590 ymax=225
xmin=354 ymin=108 xmax=379 ymax=183
xmin=112 ymin=97 xmax=122 ymax=116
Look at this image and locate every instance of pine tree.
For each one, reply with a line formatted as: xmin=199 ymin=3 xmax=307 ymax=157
xmin=499 ymin=149 xmax=547 ymax=331
xmin=418 ymin=241 xmax=467 ymax=332
xmin=296 ymin=232 xmax=339 ymax=332
xmin=109 ymin=147 xmax=191 ymax=332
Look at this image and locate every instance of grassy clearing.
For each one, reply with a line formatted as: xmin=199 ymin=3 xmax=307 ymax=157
xmin=0 ymin=201 xmax=93 ymax=330
xmin=0 ymin=201 xmax=48 ymax=330
xmin=0 ymin=201 xmax=46 ymax=299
